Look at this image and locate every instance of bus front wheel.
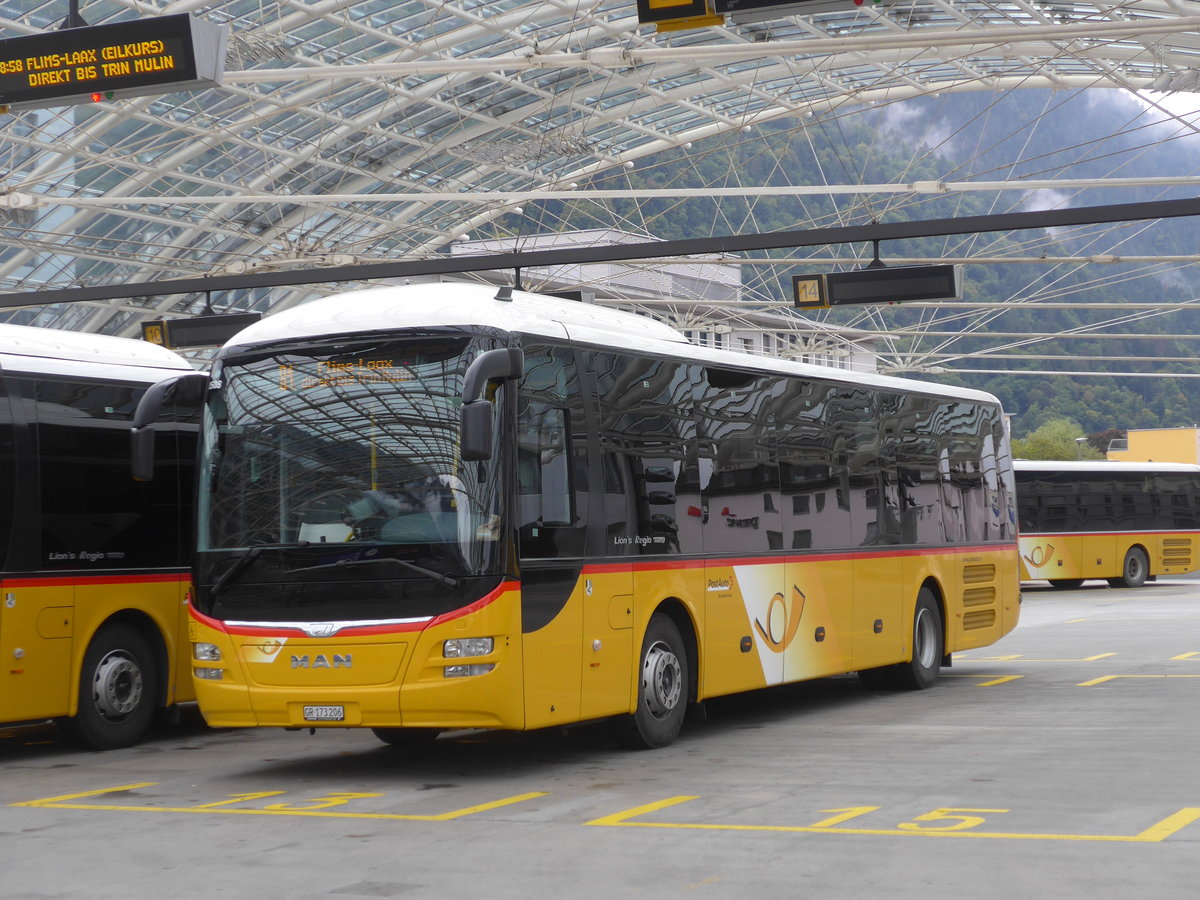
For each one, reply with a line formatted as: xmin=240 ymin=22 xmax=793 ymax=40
xmin=892 ymin=588 xmax=944 ymax=690
xmin=1108 ymin=547 xmax=1149 ymax=588
xmin=618 ymin=613 xmax=689 ymax=749
xmin=60 ymin=624 xmax=157 ymax=750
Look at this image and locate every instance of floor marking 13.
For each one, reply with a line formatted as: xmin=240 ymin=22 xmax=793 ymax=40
xmin=11 ymin=782 xmax=547 ymax=821
xmin=587 ymin=798 xmax=1200 ymax=843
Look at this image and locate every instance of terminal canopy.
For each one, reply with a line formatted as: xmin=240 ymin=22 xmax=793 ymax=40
xmin=0 ymin=0 xmax=1198 ymax=374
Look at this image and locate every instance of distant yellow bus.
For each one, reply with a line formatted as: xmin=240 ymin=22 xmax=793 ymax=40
xmin=138 ymin=283 xmax=1020 ymax=750
xmin=1015 ymin=460 xmax=1200 ymax=588
xmin=0 ymin=324 xmax=196 ymax=748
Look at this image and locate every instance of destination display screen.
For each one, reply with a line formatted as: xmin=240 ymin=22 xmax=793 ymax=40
xmin=273 ymin=341 xmax=469 ymax=393
xmin=278 ymin=358 xmax=414 ymax=391
xmin=0 ymin=14 xmax=225 ymax=109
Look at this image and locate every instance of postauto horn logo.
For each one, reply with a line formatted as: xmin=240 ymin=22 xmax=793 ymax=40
xmin=754 ymin=586 xmax=806 ymax=653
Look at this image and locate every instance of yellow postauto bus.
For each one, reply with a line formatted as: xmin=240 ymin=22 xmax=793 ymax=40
xmin=0 ymin=323 xmax=196 ymax=749
xmin=136 ymin=283 xmax=1020 ymax=749
xmin=1015 ymin=459 xmax=1200 ymax=588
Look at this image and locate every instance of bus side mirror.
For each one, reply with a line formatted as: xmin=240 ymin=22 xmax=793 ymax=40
xmin=460 ymin=400 xmax=494 ymax=461
xmin=459 ymin=348 xmax=523 ymax=462
xmin=132 ymin=371 xmax=208 ymax=481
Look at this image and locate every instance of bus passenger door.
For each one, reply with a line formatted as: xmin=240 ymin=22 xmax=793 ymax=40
xmin=846 ymin=390 xmax=903 ymax=670
xmin=580 ymin=566 xmax=633 ymax=720
xmin=0 ymin=581 xmax=74 ymax=722
xmin=0 ymin=374 xmax=73 ymax=722
xmin=696 ymin=368 xmax=786 ymax=696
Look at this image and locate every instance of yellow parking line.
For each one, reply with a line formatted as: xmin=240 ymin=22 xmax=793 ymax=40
xmin=587 ymin=797 xmax=1200 ymax=843
xmin=1170 ymin=652 xmax=1200 ymax=660
xmin=11 ymin=783 xmax=546 ymax=820
xmin=942 ymin=674 xmax=1024 ymax=687
xmin=1080 ymin=674 xmax=1200 ymax=687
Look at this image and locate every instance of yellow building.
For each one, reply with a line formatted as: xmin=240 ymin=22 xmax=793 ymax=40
xmin=1107 ymin=427 xmax=1200 ymax=464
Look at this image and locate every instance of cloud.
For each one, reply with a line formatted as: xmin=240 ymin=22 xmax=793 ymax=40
xmin=1021 ymin=188 xmax=1073 ymax=211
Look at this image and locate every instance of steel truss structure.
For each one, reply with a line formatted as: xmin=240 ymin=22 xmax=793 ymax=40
xmin=2 ymin=0 xmax=1200 ymax=376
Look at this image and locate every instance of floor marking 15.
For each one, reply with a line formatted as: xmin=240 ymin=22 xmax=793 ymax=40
xmin=11 ymin=782 xmax=547 ymax=820
xmin=586 ymin=798 xmax=1200 ymax=843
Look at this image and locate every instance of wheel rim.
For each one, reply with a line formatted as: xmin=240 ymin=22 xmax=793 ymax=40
xmin=1127 ymin=554 xmax=1144 ymax=581
xmin=641 ymin=640 xmax=682 ymax=720
xmin=91 ymin=650 xmax=143 ymax=720
xmin=914 ymin=607 xmax=938 ymax=670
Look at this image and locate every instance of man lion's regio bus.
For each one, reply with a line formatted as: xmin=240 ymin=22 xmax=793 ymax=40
xmin=143 ymin=283 xmax=1020 ymax=749
xmin=0 ymin=324 xmax=196 ymax=749
xmin=1015 ymin=460 xmax=1200 ymax=589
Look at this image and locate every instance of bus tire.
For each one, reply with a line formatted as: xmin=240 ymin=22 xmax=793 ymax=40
xmin=371 ymin=728 xmax=440 ymax=752
xmin=618 ymin=613 xmax=689 ymax=749
xmin=60 ymin=624 xmax=157 ymax=750
xmin=1108 ymin=547 xmax=1149 ymax=588
xmin=1048 ymin=579 xmax=1085 ymax=590
xmin=891 ymin=588 xmax=944 ymax=690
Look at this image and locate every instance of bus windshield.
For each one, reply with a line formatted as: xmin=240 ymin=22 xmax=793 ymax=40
xmin=195 ymin=335 xmax=506 ymax=617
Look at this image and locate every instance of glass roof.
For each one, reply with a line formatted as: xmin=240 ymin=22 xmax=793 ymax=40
xmin=0 ymin=0 xmax=1197 ymax=375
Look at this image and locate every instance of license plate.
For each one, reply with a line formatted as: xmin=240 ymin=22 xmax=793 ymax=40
xmin=303 ymin=705 xmax=345 ymax=722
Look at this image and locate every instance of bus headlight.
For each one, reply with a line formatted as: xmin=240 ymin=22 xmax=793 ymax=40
xmin=444 ymin=637 xmax=492 ymax=658
xmin=193 ymin=642 xmax=222 ymax=661
xmin=193 ymin=667 xmax=224 ymax=680
xmin=443 ymin=637 xmax=494 ymax=677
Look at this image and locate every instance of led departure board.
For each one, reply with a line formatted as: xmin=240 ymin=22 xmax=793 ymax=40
xmin=0 ymin=14 xmax=228 ymax=111
xmin=793 ymin=265 xmax=962 ymax=308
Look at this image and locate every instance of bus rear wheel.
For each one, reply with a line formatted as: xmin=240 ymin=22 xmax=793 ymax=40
xmin=1108 ymin=547 xmax=1149 ymax=588
xmin=617 ymin=613 xmax=689 ymax=749
xmin=60 ymin=624 xmax=157 ymax=750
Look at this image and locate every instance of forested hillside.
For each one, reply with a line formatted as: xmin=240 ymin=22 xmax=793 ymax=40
xmin=521 ymin=87 xmax=1200 ymax=439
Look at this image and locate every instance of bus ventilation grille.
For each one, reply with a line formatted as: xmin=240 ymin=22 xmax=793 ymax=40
xmin=962 ymin=587 xmax=995 ymax=608
xmin=1161 ymin=538 xmax=1192 ymax=568
xmin=962 ymin=564 xmax=996 ymax=584
xmin=962 ymin=610 xmax=997 ymax=630
xmin=961 ymin=563 xmax=998 ymax=630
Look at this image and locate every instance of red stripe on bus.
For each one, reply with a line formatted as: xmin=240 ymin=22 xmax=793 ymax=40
xmin=583 ymin=542 xmax=1015 ymax=574
xmin=0 ymin=571 xmax=190 ymax=588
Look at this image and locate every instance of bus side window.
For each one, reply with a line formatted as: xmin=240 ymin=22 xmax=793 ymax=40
xmin=593 ymin=352 xmax=696 ymax=556
xmin=0 ymin=374 xmax=14 ymax=569
xmin=28 ymin=375 xmax=189 ymax=570
xmin=516 ymin=346 xmax=586 ymax=559
xmin=518 ymin=404 xmax=572 ymax=526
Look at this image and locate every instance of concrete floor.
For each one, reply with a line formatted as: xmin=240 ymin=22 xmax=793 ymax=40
xmin=3 ymin=576 xmax=1199 ymax=899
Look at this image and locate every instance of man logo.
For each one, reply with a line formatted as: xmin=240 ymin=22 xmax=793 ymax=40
xmin=290 ymin=654 xmax=352 ymax=669
xmin=754 ymin=585 xmax=805 ymax=653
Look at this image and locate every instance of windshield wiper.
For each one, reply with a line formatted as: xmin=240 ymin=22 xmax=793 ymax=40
xmin=209 ymin=542 xmax=310 ymax=598
xmin=291 ymin=555 xmax=461 ymax=588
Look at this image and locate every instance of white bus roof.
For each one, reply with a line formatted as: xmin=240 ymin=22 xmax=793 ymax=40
xmin=1014 ymin=460 xmax=1200 ymax=473
xmin=224 ymin=282 xmax=1000 ymax=405
xmin=0 ymin=322 xmax=194 ymax=376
